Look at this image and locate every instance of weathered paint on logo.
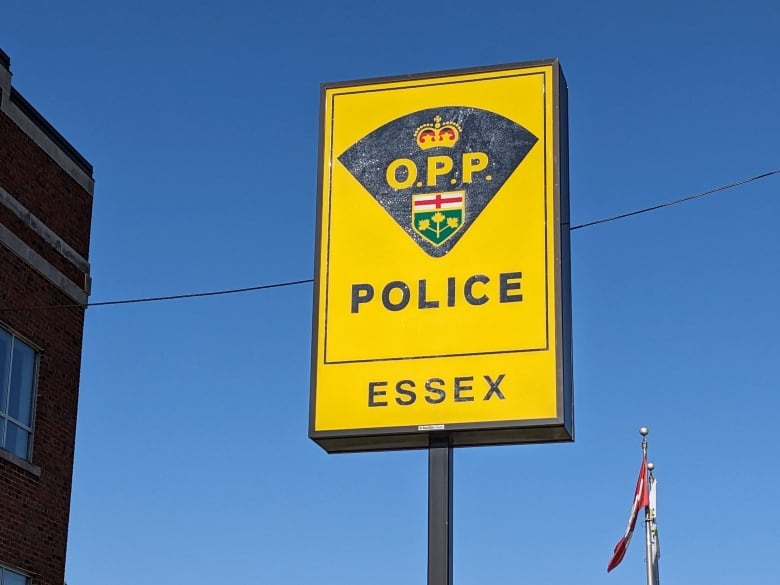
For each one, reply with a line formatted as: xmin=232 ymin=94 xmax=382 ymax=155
xmin=338 ymin=107 xmax=538 ymax=257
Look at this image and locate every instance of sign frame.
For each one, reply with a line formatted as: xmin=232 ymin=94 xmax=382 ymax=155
xmin=309 ymin=59 xmax=572 ymax=453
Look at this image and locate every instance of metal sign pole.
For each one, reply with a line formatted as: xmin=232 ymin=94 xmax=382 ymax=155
xmin=428 ymin=434 xmax=453 ymax=585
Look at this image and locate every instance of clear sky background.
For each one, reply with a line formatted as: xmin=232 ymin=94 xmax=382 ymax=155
xmin=2 ymin=1 xmax=779 ymax=584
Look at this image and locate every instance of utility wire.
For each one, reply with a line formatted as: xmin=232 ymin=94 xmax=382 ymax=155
xmin=0 ymin=279 xmax=314 ymax=313
xmin=570 ymin=168 xmax=780 ymax=230
xmin=1 ymin=169 xmax=777 ymax=314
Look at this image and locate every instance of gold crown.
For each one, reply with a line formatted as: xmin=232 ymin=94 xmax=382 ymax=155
xmin=414 ymin=115 xmax=461 ymax=150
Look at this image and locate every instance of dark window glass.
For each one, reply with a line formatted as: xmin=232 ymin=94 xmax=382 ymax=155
xmin=5 ymin=422 xmax=29 ymax=459
xmin=8 ymin=341 xmax=35 ymax=425
xmin=3 ymin=567 xmax=30 ymax=585
xmin=0 ymin=330 xmax=10 ymax=414
xmin=0 ymin=330 xmax=37 ymax=460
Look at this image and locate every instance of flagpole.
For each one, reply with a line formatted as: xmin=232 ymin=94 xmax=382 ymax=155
xmin=648 ymin=462 xmax=660 ymax=585
xmin=640 ymin=427 xmax=654 ymax=585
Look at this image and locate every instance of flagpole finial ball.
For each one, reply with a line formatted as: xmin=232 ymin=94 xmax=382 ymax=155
xmin=639 ymin=427 xmax=649 ymax=436
xmin=647 ymin=462 xmax=655 ymax=471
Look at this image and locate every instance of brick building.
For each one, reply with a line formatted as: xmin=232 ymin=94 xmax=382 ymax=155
xmin=0 ymin=50 xmax=94 ymax=585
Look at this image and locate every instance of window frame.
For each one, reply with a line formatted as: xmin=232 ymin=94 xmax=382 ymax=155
xmin=0 ymin=326 xmax=40 ymax=462
xmin=0 ymin=564 xmax=32 ymax=585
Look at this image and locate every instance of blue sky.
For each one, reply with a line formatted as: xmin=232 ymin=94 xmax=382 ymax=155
xmin=2 ymin=1 xmax=780 ymax=584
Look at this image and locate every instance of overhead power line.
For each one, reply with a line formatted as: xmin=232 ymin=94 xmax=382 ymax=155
xmin=1 ymin=168 xmax=777 ymax=314
xmin=0 ymin=279 xmax=315 ymax=314
xmin=570 ymin=169 xmax=780 ymax=230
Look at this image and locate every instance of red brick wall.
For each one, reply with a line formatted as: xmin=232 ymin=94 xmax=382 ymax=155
xmin=0 ymin=203 xmax=85 ymax=287
xmin=0 ymin=110 xmax=93 ymax=258
xmin=0 ymin=107 xmax=92 ymax=585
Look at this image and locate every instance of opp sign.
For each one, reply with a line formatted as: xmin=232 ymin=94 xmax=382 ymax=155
xmin=310 ymin=60 xmax=572 ymax=452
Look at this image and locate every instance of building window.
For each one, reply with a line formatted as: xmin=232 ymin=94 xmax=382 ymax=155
xmin=0 ymin=328 xmax=37 ymax=460
xmin=0 ymin=566 xmax=30 ymax=585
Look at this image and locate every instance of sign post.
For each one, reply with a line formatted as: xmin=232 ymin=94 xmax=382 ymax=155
xmin=310 ymin=59 xmax=571 ymax=584
xmin=428 ymin=435 xmax=453 ymax=585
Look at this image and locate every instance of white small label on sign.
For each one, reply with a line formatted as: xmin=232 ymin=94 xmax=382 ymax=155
xmin=418 ymin=424 xmax=446 ymax=431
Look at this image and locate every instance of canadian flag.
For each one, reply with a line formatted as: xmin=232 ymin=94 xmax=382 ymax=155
xmin=607 ymin=454 xmax=649 ymax=572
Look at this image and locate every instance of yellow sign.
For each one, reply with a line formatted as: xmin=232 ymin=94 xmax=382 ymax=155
xmin=310 ymin=61 xmax=572 ymax=452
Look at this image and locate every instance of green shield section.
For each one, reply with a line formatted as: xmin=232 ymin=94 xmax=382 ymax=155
xmin=413 ymin=208 xmax=463 ymax=246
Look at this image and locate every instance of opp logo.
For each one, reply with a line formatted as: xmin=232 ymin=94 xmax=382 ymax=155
xmin=339 ymin=107 xmax=538 ymax=257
